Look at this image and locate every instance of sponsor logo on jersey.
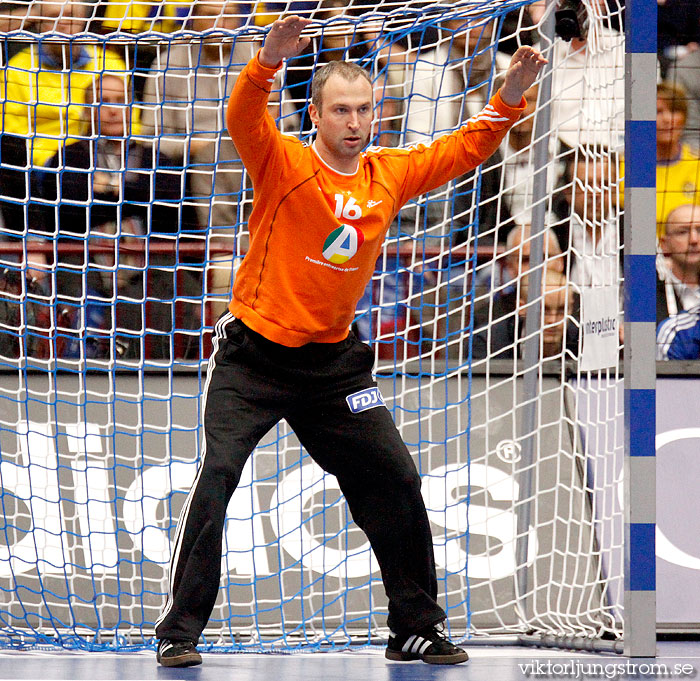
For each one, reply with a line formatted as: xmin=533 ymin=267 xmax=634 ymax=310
xmin=346 ymin=387 xmax=386 ymax=413
xmin=322 ymin=223 xmax=365 ymax=264
xmin=683 ymin=181 xmax=698 ymax=198
xmin=366 ymin=199 xmax=382 ymax=208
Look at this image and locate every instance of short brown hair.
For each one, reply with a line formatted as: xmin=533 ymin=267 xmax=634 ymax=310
xmin=658 ymin=81 xmax=688 ymax=121
xmin=310 ymin=60 xmax=372 ymax=113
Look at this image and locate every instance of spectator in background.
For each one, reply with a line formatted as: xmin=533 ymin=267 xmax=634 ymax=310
xmin=141 ymin=1 xmax=296 ymax=317
xmin=0 ymin=0 xmax=30 ymax=31
xmin=252 ymin=1 xmax=316 ymax=27
xmin=58 ymin=216 xmax=149 ymax=360
xmin=498 ymin=6 xmax=537 ymax=57
xmin=498 ymin=84 xmax=541 ymax=226
xmin=0 ymin=1 xmax=31 ymax=219
xmin=471 ymin=223 xmax=564 ymax=359
xmin=97 ymin=0 xmax=193 ymax=33
xmin=141 ymin=0 xmax=251 ymax=230
xmin=552 ymin=146 xmax=621 ymax=288
xmin=92 ymin=0 xmax=207 ymax=102
xmin=666 ymin=50 xmax=700 ymax=154
xmin=0 ymin=0 xmax=32 ymax=66
xmin=655 ymin=82 xmax=700 ymax=232
xmin=657 ymin=296 xmax=700 ymax=359
xmin=657 ymin=203 xmax=700 ymax=323
xmin=40 ymin=74 xmax=189 ymax=239
xmin=372 ymin=72 xmax=403 ymax=149
xmin=620 ymin=82 xmax=700 ymax=235
xmin=0 ymin=1 xmax=127 ymax=169
xmin=353 ymin=76 xmax=408 ymax=346
xmin=497 ymin=82 xmax=563 ymax=229
xmin=0 ymin=2 xmax=51 ymax=359
xmin=471 ymin=267 xmax=578 ymax=361
xmin=474 ymin=221 xmax=564 ymax=296
xmin=404 ymin=14 xmax=512 ymax=243
xmin=37 ymin=73 xmax=199 ymax=360
xmin=0 ymin=0 xmax=126 ymax=245
xmin=548 ymin=0 xmax=625 ymax=152
xmin=407 ymin=16 xmax=511 ymax=137
xmin=657 ymin=303 xmax=700 ymax=360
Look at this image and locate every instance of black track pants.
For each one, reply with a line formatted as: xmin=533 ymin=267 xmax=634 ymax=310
xmin=156 ymin=313 xmax=446 ymax=642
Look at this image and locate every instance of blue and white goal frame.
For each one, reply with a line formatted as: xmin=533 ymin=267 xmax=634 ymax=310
xmin=624 ymin=0 xmax=657 ymax=658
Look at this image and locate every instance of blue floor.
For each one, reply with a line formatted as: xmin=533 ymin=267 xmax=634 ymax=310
xmin=1 ymin=641 xmax=699 ymax=681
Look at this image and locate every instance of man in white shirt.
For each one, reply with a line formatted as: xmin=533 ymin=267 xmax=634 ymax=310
xmin=553 ymin=148 xmax=621 ymax=288
xmin=141 ymin=2 xmax=251 ymax=233
xmin=141 ymin=1 xmax=296 ymax=315
xmin=403 ymin=16 xmax=512 ymax=241
xmin=549 ymin=7 xmax=625 ymax=151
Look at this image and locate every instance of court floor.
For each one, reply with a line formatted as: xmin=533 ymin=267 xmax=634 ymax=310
xmin=0 ymin=641 xmax=698 ymax=681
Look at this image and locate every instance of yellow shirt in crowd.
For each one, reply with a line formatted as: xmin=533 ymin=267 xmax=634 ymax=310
xmin=100 ymin=0 xmax=192 ymax=33
xmin=656 ymin=145 xmax=700 ymax=235
xmin=620 ymin=144 xmax=700 ymax=237
xmin=0 ymin=45 xmax=127 ymax=166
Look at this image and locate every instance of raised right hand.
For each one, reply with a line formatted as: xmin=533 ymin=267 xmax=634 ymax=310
xmin=259 ymin=15 xmax=312 ymax=68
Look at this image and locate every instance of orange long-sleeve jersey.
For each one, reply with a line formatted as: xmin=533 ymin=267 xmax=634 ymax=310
xmin=226 ymin=53 xmax=525 ymax=347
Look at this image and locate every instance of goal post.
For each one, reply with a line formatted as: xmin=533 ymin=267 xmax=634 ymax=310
xmin=0 ymin=0 xmax=651 ymax=654
xmin=623 ymin=0 xmax=657 ymax=659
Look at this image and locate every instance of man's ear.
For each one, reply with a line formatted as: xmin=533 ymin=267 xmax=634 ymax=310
xmin=308 ymin=102 xmax=320 ymax=127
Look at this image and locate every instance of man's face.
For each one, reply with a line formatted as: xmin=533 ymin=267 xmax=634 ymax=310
xmin=540 ymin=285 xmax=570 ymax=356
xmin=443 ymin=17 xmax=494 ymax=55
xmin=193 ymin=2 xmax=241 ymax=59
xmin=309 ymin=73 xmax=374 ymax=169
xmin=37 ymin=2 xmax=88 ymax=62
xmin=660 ymin=204 xmax=700 ymax=273
xmin=519 ymin=282 xmax=571 ymax=357
xmin=504 ymin=227 xmax=564 ymax=280
xmin=192 ymin=1 xmax=241 ymax=33
xmin=319 ymin=3 xmax=351 ymax=52
xmin=37 ymin=2 xmax=87 ymax=35
xmin=94 ymin=76 xmax=130 ymax=137
xmin=506 ymin=236 xmax=532 ymax=280
xmin=0 ymin=3 xmax=30 ymax=32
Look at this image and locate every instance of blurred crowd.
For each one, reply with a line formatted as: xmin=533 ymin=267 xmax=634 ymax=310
xmin=0 ymin=0 xmax=694 ymax=364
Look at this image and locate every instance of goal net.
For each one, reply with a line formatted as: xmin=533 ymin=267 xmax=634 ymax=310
xmin=0 ymin=0 xmax=625 ymax=651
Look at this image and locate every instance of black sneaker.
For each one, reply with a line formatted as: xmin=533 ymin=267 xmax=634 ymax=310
xmin=156 ymin=639 xmax=202 ymax=667
xmin=385 ymin=623 xmax=469 ymax=665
